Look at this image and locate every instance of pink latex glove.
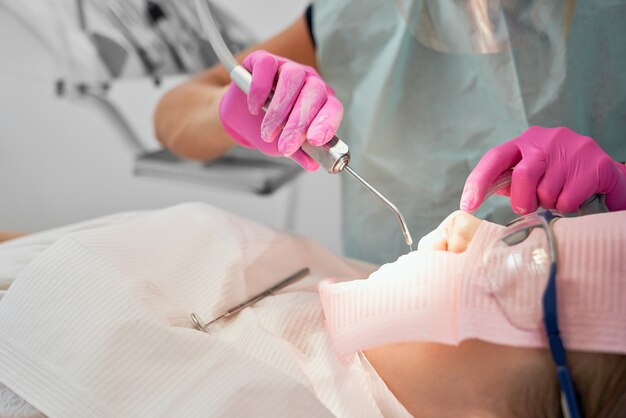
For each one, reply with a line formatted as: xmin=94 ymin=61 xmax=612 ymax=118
xmin=461 ymin=126 xmax=626 ymax=214
xmin=219 ymin=50 xmax=343 ymax=171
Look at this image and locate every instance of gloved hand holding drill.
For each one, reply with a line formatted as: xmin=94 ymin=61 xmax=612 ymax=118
xmin=219 ymin=50 xmax=343 ymax=171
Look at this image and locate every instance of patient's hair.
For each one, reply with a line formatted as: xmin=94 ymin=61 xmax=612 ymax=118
xmin=511 ymin=351 xmax=626 ymax=418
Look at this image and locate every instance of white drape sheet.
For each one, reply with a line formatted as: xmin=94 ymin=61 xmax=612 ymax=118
xmin=0 ymin=203 xmax=410 ymax=418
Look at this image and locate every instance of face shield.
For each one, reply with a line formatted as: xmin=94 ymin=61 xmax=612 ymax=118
xmin=391 ymin=0 xmax=573 ymax=55
xmin=391 ymin=0 xmax=511 ymax=54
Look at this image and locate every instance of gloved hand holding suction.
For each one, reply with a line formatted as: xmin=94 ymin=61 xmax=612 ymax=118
xmin=461 ymin=126 xmax=626 ymax=214
xmin=219 ymin=50 xmax=343 ymax=171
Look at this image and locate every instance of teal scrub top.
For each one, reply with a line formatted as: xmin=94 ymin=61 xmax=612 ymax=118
xmin=313 ymin=0 xmax=626 ymax=264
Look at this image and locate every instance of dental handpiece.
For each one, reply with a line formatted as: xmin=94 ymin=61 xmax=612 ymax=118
xmin=193 ymin=0 xmax=413 ymax=251
xmin=230 ymin=69 xmax=414 ymax=250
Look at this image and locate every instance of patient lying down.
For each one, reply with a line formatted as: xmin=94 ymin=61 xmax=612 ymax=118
xmin=0 ymin=203 xmax=623 ymax=418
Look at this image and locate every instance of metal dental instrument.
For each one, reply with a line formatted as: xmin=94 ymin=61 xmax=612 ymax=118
xmin=343 ymin=165 xmax=413 ymax=249
xmin=193 ymin=0 xmax=413 ymax=251
xmin=191 ymin=267 xmax=310 ymax=332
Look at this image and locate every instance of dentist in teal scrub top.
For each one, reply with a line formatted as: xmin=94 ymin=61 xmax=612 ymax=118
xmin=154 ymin=0 xmax=626 ymax=264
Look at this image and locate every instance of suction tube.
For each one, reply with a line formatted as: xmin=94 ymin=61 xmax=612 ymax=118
xmin=193 ymin=0 xmax=239 ymax=73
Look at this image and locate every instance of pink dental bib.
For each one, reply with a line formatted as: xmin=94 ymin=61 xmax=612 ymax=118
xmin=319 ymin=212 xmax=626 ymax=361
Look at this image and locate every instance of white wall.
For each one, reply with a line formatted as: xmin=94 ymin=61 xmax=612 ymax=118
xmin=0 ymin=1 xmax=344 ymax=254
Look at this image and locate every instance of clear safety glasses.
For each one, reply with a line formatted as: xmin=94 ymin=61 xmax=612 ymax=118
xmin=482 ymin=210 xmax=582 ymax=418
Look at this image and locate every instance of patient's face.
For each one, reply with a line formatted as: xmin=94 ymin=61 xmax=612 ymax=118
xmin=365 ymin=339 xmax=550 ymax=418
xmin=364 ymin=211 xmax=550 ymax=417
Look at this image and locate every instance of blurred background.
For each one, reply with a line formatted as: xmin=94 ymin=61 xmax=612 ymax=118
xmin=0 ymin=0 xmax=343 ymax=254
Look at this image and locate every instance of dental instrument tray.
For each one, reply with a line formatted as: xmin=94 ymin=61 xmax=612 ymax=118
xmin=134 ymin=147 xmax=302 ymax=195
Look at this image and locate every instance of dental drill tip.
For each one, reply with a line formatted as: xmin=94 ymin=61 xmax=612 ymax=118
xmin=343 ymin=165 xmax=414 ymax=249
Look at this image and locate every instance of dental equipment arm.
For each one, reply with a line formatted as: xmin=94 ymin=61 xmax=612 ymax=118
xmin=194 ymin=0 xmax=413 ymax=250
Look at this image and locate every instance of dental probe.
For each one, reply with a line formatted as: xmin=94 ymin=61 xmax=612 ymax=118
xmin=191 ymin=267 xmax=310 ymax=332
xmin=194 ymin=0 xmax=414 ymax=251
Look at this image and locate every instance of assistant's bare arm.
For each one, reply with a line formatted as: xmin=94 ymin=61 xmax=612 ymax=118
xmin=153 ymin=16 xmax=317 ymax=161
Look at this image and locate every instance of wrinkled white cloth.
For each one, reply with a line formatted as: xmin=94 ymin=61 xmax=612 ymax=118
xmin=0 ymin=211 xmax=145 ymax=299
xmin=0 ymin=382 xmax=45 ymax=418
xmin=0 ymin=203 xmax=410 ymax=418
